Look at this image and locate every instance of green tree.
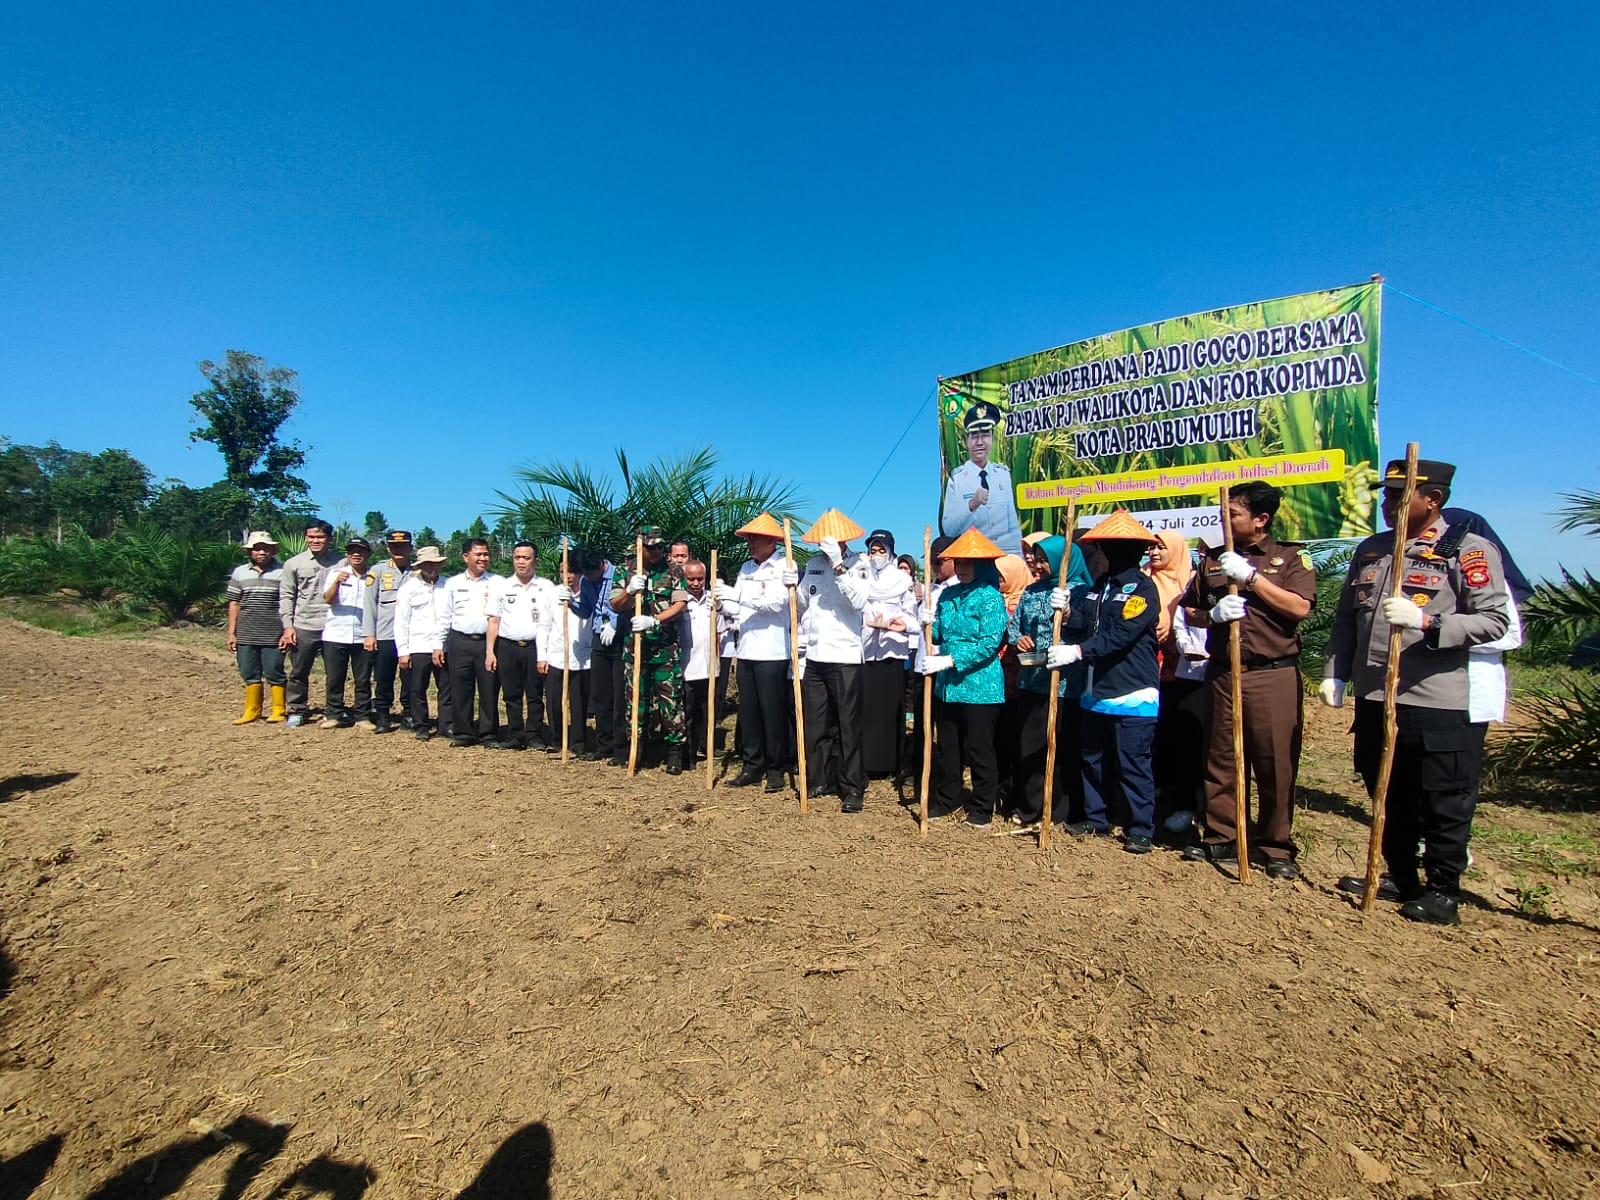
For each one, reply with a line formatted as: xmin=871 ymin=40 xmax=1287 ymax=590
xmin=416 ymin=525 xmax=440 ymax=549
xmin=363 ymin=510 xmax=389 ymax=540
xmin=0 ymin=442 xmax=49 ymax=535
xmin=146 ymin=480 xmax=249 ymax=541
xmin=51 ymin=448 xmax=152 ymax=537
xmin=491 ymin=447 xmax=805 ymax=580
xmin=189 ymin=350 xmax=311 ymax=532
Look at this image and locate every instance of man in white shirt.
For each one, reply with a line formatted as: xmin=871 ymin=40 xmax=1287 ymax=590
xmin=443 ymin=537 xmax=499 ymax=747
xmin=941 ymin=401 xmax=1024 ymax=557
xmin=715 ymin=513 xmax=797 ymax=792
xmin=318 ymin=536 xmax=378 ymax=728
xmin=680 ymin=558 xmax=735 ymax=772
xmin=488 ymin=541 xmax=556 ymax=751
xmin=395 ymin=545 xmax=450 ymax=740
xmin=797 ymin=531 xmax=871 ymax=812
xmin=538 ymin=551 xmax=594 ymax=756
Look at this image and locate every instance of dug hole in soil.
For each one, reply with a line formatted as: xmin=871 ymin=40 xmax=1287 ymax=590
xmin=1 ymin=620 xmax=1597 ymax=1199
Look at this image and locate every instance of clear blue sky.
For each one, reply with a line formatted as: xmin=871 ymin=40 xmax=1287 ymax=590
xmin=3 ymin=2 xmax=1597 ymax=577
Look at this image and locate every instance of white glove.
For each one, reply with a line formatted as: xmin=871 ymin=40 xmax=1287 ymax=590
xmin=918 ymin=604 xmax=937 ymax=627
xmin=599 ymin=624 xmax=616 ymax=646
xmin=1209 ymin=594 xmax=1248 ymax=623
xmin=1319 ymin=677 xmax=1346 ymax=708
xmin=1218 ymin=550 xmax=1257 ymax=584
xmin=919 ymin=654 xmax=954 ymax=675
xmin=820 ymin=537 xmax=843 ymax=568
xmin=780 ymin=566 xmax=800 ymax=587
xmin=630 ymin=614 xmax=658 ymax=634
xmin=1046 ymin=643 xmax=1083 ymax=668
xmin=553 ymin=584 xmax=573 ymax=604
xmin=625 ymin=574 xmax=648 ymax=594
xmin=1049 ymin=587 xmax=1070 ymax=611
xmin=1382 ymin=596 xmax=1425 ymax=629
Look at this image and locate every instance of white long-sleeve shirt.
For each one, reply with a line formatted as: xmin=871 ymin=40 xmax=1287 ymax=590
xmin=394 ymin=575 xmax=449 ymax=656
xmin=681 ymin=592 xmax=736 ymax=682
xmin=796 ymin=551 xmax=870 ymax=665
xmin=861 ymin=562 xmax=918 ymax=663
xmin=536 ymin=590 xmax=593 ymax=671
xmin=1468 ymin=600 xmax=1523 ymax=724
xmin=720 ymin=555 xmax=791 ymax=661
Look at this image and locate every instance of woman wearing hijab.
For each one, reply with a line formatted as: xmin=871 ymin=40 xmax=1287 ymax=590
xmin=1007 ymin=535 xmax=1092 ymax=829
xmin=993 ymin=552 xmax=1032 ymax=814
xmin=860 ymin=529 xmax=919 ymax=779
xmin=918 ymin=528 xmax=1010 ymax=827
xmin=1146 ymin=531 xmax=1209 ymax=831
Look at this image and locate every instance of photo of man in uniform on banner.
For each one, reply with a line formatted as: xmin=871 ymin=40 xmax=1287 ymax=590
xmin=941 ymin=400 xmax=1024 ymax=558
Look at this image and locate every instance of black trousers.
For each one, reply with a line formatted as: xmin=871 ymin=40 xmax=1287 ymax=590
xmin=447 ymin=631 xmax=498 ymax=739
xmin=861 ymin=658 xmax=909 ymax=776
xmin=1012 ymin=688 xmax=1082 ymax=825
xmin=683 ymin=669 xmax=730 ymax=765
xmin=407 ymin=651 xmax=450 ymax=733
xmin=934 ymin=701 xmax=1001 ymax=818
xmin=544 ymin=667 xmax=592 ymax=753
xmin=372 ymin=637 xmax=410 ymax=717
xmin=497 ymin=640 xmax=545 ymax=735
xmin=322 ymin=640 xmax=373 ymax=720
xmin=1353 ymin=699 xmax=1484 ymax=893
xmin=737 ymin=658 xmax=791 ymax=774
xmin=591 ymin=640 xmax=630 ymax=756
xmin=286 ymin=627 xmax=323 ymax=716
xmin=803 ymin=661 xmax=865 ymax=796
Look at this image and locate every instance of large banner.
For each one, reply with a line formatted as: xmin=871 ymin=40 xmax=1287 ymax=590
xmin=938 ymin=281 xmax=1381 ymax=554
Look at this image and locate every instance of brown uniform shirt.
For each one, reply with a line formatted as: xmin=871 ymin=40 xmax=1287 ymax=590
xmin=1185 ymin=536 xmax=1317 ymax=673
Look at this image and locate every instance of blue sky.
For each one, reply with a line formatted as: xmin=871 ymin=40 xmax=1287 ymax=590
xmin=2 ymin=2 xmax=1597 ymax=577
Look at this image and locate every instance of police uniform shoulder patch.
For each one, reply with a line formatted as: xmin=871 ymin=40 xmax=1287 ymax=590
xmin=1123 ymin=595 xmax=1147 ymax=619
xmin=1120 ymin=582 xmax=1136 ymax=593
xmin=1465 ymin=563 xmax=1491 ymax=588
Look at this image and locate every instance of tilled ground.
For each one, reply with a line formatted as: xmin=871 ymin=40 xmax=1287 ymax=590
xmin=1 ymin=619 xmax=1598 ymax=1199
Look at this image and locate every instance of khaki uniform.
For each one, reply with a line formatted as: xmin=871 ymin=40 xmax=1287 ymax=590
xmin=1326 ymin=516 xmax=1511 ymax=891
xmin=1187 ymin=536 xmax=1317 ymax=859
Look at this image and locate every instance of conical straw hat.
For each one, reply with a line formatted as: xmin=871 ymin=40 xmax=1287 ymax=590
xmin=941 ymin=528 xmax=1005 ymax=560
xmin=735 ymin=512 xmax=785 ymax=539
xmin=800 ymin=508 xmax=866 ymax=544
xmin=1077 ymin=508 xmax=1159 ymax=544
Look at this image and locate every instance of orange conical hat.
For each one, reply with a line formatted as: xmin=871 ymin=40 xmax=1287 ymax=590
xmin=1077 ymin=508 xmax=1159 ymax=544
xmin=735 ymin=512 xmax=785 ymax=539
xmin=800 ymin=508 xmax=866 ymax=544
xmin=941 ymin=528 xmax=1005 ymax=560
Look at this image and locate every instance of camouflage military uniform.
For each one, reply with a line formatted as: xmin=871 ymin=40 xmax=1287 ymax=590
xmin=618 ymin=562 xmax=690 ymax=745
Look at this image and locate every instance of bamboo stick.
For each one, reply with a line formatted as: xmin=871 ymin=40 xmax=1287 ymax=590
xmin=1362 ymin=442 xmax=1420 ymax=913
xmin=628 ymin=535 xmax=644 ymax=777
xmin=784 ymin=519 xmax=808 ymax=812
xmin=1219 ymin=484 xmax=1251 ymax=885
xmin=706 ymin=548 xmax=719 ymax=791
xmin=1039 ymin=501 xmax=1077 ymax=848
xmin=560 ymin=537 xmax=571 ymax=764
xmin=919 ymin=525 xmax=934 ymax=837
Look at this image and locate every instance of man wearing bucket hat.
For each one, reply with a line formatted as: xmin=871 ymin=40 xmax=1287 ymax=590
xmin=796 ymin=509 xmax=872 ymax=811
xmin=716 ymin=512 xmax=797 ymax=791
xmin=368 ymin=530 xmax=415 ymax=733
xmin=1323 ymin=458 xmax=1511 ymax=925
xmin=609 ymin=525 xmax=691 ymax=773
xmin=1045 ymin=509 xmax=1163 ymax=854
xmin=395 ymin=545 xmax=451 ymax=739
xmin=226 ymin=532 xmax=287 ymax=724
xmin=941 ymin=401 xmax=1024 ymax=558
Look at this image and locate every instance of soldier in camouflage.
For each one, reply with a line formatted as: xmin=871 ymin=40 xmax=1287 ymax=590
xmin=611 ymin=525 xmax=690 ymax=773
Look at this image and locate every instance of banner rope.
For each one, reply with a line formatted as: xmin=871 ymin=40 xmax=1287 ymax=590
xmin=1385 ymin=283 xmax=1600 ymax=389
xmin=852 ymin=383 xmax=937 ymax=512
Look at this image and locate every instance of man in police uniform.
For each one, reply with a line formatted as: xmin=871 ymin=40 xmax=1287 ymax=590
xmin=369 ymin=530 xmax=414 ymax=732
xmin=609 ymin=526 xmax=690 ymax=773
xmin=1324 ymin=459 xmax=1511 ymax=925
xmin=941 ymin=401 xmax=1024 ymax=558
xmin=1181 ymin=482 xmax=1317 ymax=878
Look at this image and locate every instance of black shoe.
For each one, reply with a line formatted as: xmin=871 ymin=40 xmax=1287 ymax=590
xmin=764 ymin=770 xmax=786 ymax=793
xmin=664 ymin=749 xmax=683 ymax=776
xmin=374 ymin=714 xmax=393 ymax=734
xmin=1400 ymin=890 xmax=1461 ymax=926
xmin=492 ymin=737 xmax=524 ymax=751
xmin=1065 ymin=821 xmax=1110 ymax=839
xmin=399 ymin=715 xmax=416 ymax=731
xmin=840 ymin=791 xmax=864 ymax=814
xmin=577 ymin=749 xmax=603 ymax=762
xmin=1336 ymin=873 xmax=1422 ymax=903
xmin=414 ymin=729 xmax=434 ymax=742
xmin=807 ymin=784 xmax=837 ymax=801
xmin=1182 ymin=841 xmax=1239 ymax=865
xmin=1123 ymin=834 xmax=1154 ymax=854
xmin=1265 ymin=858 xmax=1300 ymax=882
xmin=727 ymin=768 xmax=763 ymax=788
xmin=925 ymin=797 xmax=963 ymax=820
xmin=450 ymin=735 xmax=478 ymax=748
xmin=963 ymin=812 xmax=993 ymax=828
xmin=608 ymin=753 xmax=628 ymax=768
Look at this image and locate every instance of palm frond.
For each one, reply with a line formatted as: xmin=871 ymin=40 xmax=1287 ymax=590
xmin=1522 ymin=569 xmax=1600 ymax=645
xmin=1490 ymin=674 xmax=1600 ymax=776
xmin=1554 ymin=489 xmax=1600 ymax=538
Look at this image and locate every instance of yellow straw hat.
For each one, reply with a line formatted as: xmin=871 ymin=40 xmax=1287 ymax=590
xmin=800 ymin=508 xmax=866 ymax=545
xmin=735 ymin=512 xmax=785 ymax=539
xmin=1077 ymin=508 xmax=1159 ymax=544
xmin=941 ymin=528 xmax=1006 ymax=560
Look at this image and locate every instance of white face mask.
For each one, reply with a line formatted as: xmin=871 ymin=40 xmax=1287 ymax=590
xmin=867 ymin=551 xmax=890 ymax=573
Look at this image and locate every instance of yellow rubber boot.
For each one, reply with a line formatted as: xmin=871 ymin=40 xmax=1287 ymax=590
xmin=233 ymin=683 xmax=264 ymax=725
xmin=266 ymin=684 xmax=287 ymax=723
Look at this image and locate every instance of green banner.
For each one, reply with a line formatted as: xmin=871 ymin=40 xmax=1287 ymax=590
xmin=938 ymin=281 xmax=1382 ymax=553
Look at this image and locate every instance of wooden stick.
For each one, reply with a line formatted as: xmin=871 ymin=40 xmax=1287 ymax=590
xmin=784 ymin=519 xmax=808 ymax=812
xmin=706 ymin=548 xmax=719 ymax=791
xmin=1039 ymin=501 xmax=1077 ymax=849
xmin=1363 ymin=442 xmax=1420 ymax=913
xmin=1219 ymin=484 xmax=1251 ymax=885
xmin=919 ymin=525 xmax=934 ymax=837
xmin=560 ymin=537 xmax=571 ymax=764
xmin=628 ymin=534 xmax=644 ymax=777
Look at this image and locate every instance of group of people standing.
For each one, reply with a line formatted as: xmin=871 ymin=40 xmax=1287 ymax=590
xmin=222 ymin=454 xmax=1521 ymax=926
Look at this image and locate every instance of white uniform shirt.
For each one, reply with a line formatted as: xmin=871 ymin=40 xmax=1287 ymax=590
xmin=492 ymin=574 xmax=551 ymax=643
xmin=942 ymin=458 xmax=1023 ymax=557
xmin=681 ymin=591 xmax=735 ymax=682
xmin=536 ymin=589 xmax=593 ymax=671
xmin=912 ymin=578 xmax=951 ymax=672
xmin=394 ymin=575 xmax=449 ymax=656
xmin=444 ymin=571 xmax=497 ymax=634
xmin=861 ymin=561 xmax=918 ymax=662
xmin=797 ymin=552 xmax=869 ymax=665
xmin=320 ymin=561 xmax=376 ymax=644
xmin=723 ymin=555 xmax=791 ymax=661
xmin=1468 ymin=600 xmax=1522 ymax=725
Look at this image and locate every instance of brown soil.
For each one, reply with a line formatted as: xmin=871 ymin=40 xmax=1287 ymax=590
xmin=1 ymin=619 xmax=1598 ymax=1200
